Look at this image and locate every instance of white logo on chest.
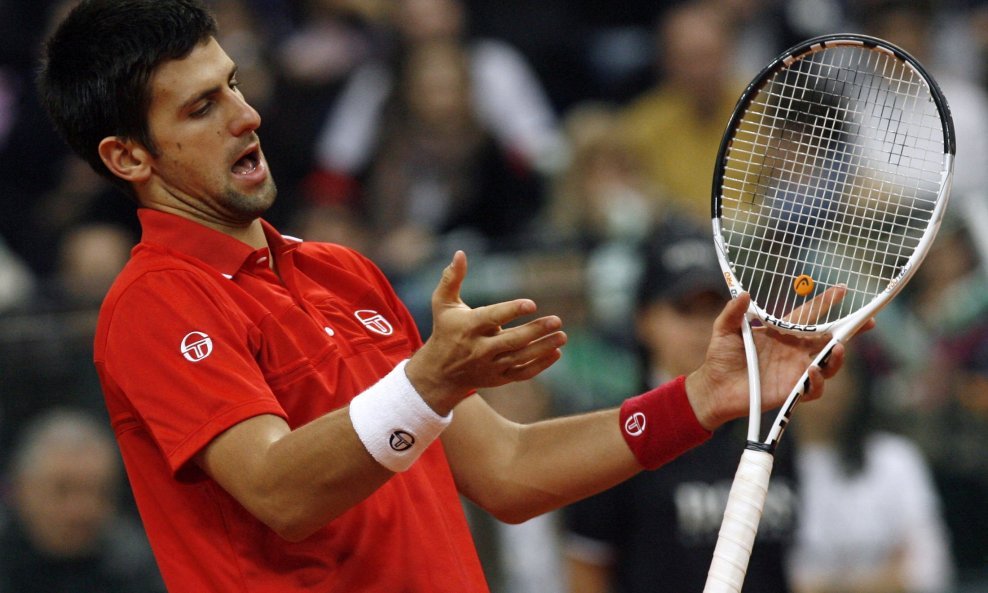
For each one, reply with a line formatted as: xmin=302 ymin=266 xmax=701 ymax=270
xmin=181 ymin=331 xmax=213 ymax=362
xmin=354 ymin=310 xmax=393 ymax=336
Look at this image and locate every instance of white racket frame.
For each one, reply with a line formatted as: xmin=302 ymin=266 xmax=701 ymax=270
xmin=703 ymin=33 xmax=955 ymax=593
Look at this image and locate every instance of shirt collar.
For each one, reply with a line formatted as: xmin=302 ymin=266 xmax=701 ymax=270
xmin=137 ymin=208 xmax=296 ymax=278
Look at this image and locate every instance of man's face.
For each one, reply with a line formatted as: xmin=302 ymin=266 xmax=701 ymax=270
xmin=142 ymin=37 xmax=276 ymax=225
xmin=638 ymin=290 xmax=725 ymax=377
xmin=14 ymin=442 xmax=119 ymax=557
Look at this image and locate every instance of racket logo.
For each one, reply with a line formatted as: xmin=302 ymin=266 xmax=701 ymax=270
xmin=793 ymin=274 xmax=815 ymax=296
xmin=764 ymin=314 xmax=818 ymax=332
xmin=624 ymin=412 xmax=647 ymax=436
xmin=180 ymin=331 xmax=213 ymax=362
xmin=389 ymin=430 xmax=415 ymax=451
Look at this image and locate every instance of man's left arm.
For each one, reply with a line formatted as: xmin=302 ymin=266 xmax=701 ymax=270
xmin=442 ymin=293 xmax=848 ymax=522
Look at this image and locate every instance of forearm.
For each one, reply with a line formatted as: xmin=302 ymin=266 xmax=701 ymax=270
xmin=197 ymin=410 xmax=394 ymax=542
xmin=446 ymin=378 xmax=710 ymax=523
xmin=444 ymin=401 xmax=637 ymax=523
xmin=494 ymin=408 xmax=642 ymax=522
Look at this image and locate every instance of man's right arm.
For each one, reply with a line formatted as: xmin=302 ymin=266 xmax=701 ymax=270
xmin=196 ymin=251 xmax=567 ymax=541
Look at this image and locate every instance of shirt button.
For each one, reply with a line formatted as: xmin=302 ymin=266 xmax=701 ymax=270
xmin=324 ymin=326 xmax=335 ymax=337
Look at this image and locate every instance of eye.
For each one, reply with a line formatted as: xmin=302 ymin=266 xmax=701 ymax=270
xmin=190 ymin=102 xmax=212 ymax=118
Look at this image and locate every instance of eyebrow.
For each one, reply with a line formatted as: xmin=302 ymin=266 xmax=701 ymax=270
xmin=179 ymin=64 xmax=239 ymax=112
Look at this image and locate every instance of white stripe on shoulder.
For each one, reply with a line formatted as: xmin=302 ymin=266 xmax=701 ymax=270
xmin=281 ymin=235 xmax=304 ymax=243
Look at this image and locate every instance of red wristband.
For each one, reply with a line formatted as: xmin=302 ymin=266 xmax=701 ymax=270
xmin=619 ymin=375 xmax=712 ymax=470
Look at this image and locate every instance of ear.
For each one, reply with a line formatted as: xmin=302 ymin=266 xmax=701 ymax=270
xmin=98 ymin=136 xmax=152 ymax=184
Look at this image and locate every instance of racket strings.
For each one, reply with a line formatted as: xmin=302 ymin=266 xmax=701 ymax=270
xmin=719 ymin=44 xmax=946 ymax=325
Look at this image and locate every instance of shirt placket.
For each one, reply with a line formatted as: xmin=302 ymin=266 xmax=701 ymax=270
xmin=267 ymin=246 xmax=358 ymax=357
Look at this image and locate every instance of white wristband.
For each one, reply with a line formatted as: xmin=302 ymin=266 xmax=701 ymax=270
xmin=348 ymin=359 xmax=452 ymax=472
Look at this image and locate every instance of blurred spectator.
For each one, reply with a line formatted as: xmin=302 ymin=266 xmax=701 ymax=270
xmin=310 ymin=0 xmax=564 ymax=206
xmin=0 ymin=0 xmax=135 ymax=279
xmin=46 ymin=222 xmax=135 ymax=310
xmin=872 ymin=220 xmax=988 ymax=417
xmin=929 ymin=331 xmax=988 ymax=591
xmin=545 ymin=101 xmax=669 ymax=339
xmin=0 ymin=222 xmax=132 ymax=470
xmin=975 ymin=1 xmax=988 ymax=88
xmin=862 ymin=217 xmax=988 ymax=591
xmin=547 ymin=102 xmax=659 ymax=248
xmin=360 ymin=39 xmax=546 ymax=278
xmin=210 ymin=0 xmax=277 ymax=112
xmin=617 ymin=1 xmax=749 ymax=223
xmin=0 ymin=408 xmax=164 ymax=593
xmin=0 ymin=234 xmax=34 ymax=313
xmin=273 ymin=0 xmax=388 ymax=88
xmin=787 ymin=353 xmax=954 ymax=593
xmin=287 ymin=200 xmax=372 ymax=255
xmin=563 ymin=219 xmax=799 ymax=593
xmin=852 ymin=0 xmax=988 ymax=270
xmin=259 ymin=0 xmax=393 ymax=227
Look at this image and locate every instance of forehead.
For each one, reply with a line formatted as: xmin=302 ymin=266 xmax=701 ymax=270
xmin=149 ymin=37 xmax=232 ymax=108
xmin=24 ymin=442 xmax=116 ymax=480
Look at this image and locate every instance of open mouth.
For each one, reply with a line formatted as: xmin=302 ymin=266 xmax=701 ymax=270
xmin=232 ymin=147 xmax=260 ymax=175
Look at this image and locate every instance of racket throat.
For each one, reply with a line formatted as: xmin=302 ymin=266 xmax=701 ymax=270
xmin=745 ymin=440 xmax=776 ymax=455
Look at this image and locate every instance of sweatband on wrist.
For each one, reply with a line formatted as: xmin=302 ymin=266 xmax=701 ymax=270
xmin=349 ymin=360 xmax=452 ymax=472
xmin=619 ymin=375 xmax=712 ymax=470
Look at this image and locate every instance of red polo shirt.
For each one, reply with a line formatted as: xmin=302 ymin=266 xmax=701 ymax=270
xmin=94 ymin=209 xmax=488 ymax=592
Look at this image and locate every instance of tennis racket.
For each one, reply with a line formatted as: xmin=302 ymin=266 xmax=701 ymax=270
xmin=705 ymin=33 xmax=954 ymax=593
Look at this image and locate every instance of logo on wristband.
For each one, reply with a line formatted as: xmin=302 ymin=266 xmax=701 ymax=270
xmin=624 ymin=412 xmax=647 ymax=436
xmin=390 ymin=430 xmax=415 ymax=451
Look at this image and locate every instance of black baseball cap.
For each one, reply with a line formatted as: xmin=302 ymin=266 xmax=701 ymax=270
xmin=637 ymin=218 xmax=727 ymax=307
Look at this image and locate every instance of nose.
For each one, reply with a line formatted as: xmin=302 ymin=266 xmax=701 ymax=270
xmin=230 ymin=91 xmax=262 ymax=136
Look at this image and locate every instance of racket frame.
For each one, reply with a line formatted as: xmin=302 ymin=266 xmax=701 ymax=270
xmin=703 ymin=33 xmax=955 ymax=593
xmin=711 ymin=32 xmax=955 ymax=446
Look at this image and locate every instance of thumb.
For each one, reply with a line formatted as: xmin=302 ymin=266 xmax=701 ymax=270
xmin=433 ymin=250 xmax=468 ymax=307
xmin=714 ymin=292 xmax=750 ymax=336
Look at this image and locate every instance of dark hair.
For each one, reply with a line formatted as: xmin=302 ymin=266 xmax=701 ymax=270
xmin=38 ymin=0 xmax=217 ymax=195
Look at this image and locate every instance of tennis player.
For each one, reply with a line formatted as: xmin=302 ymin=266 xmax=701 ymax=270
xmin=38 ymin=1 xmax=850 ymax=591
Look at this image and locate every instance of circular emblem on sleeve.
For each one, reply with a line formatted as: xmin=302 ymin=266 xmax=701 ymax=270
xmin=181 ymin=331 xmax=213 ymax=362
xmin=624 ymin=412 xmax=646 ymax=437
xmin=389 ymin=430 xmax=415 ymax=451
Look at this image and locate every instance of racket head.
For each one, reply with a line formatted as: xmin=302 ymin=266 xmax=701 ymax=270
xmin=711 ymin=34 xmax=955 ymax=337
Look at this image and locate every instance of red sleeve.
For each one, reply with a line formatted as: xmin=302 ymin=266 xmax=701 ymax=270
xmin=101 ymin=269 xmax=287 ymax=475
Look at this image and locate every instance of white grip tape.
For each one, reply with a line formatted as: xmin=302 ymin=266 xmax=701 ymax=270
xmin=348 ymin=360 xmax=452 ymax=472
xmin=703 ymin=448 xmax=775 ymax=593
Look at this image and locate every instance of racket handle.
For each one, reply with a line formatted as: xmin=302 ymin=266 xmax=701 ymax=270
xmin=703 ymin=447 xmax=775 ymax=593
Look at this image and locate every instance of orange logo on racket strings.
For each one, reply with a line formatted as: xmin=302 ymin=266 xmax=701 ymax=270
xmin=793 ymin=274 xmax=815 ymax=296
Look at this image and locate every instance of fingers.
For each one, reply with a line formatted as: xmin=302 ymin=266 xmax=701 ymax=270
xmin=786 ymin=284 xmax=847 ymax=325
xmin=432 ymin=251 xmax=468 ymax=308
xmin=802 ymin=342 xmax=845 ymax=402
xmin=420 ymin=252 xmax=568 ymax=400
xmin=819 ymin=342 xmax=845 ymax=377
xmin=713 ymin=292 xmax=751 ymax=335
xmin=477 ymin=299 xmax=538 ymax=331
xmin=501 ymin=347 xmax=564 ymax=383
xmin=493 ymin=325 xmax=567 ymax=366
xmin=803 ymin=365 xmax=826 ymax=401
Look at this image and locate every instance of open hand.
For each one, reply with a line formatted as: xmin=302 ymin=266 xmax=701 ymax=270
xmin=685 ymin=288 xmax=873 ymax=430
xmin=405 ymin=251 xmax=568 ymax=415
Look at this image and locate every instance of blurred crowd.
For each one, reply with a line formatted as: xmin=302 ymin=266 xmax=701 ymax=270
xmin=0 ymin=0 xmax=986 ymax=591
